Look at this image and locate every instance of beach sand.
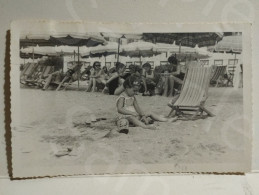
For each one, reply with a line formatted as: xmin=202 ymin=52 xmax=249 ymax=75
xmin=12 ymin=86 xmax=250 ymax=177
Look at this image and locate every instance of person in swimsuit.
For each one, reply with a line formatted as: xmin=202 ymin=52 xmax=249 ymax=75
xmin=86 ymin=61 xmax=106 ymax=92
xmin=166 ymin=55 xmax=184 ymax=97
xmin=56 ymin=62 xmax=81 ymax=91
xmin=42 ymin=69 xmax=64 ymax=90
xmin=103 ymin=62 xmax=127 ymax=95
xmin=116 ymin=75 xmax=171 ymax=130
xmin=142 ymin=63 xmax=156 ymax=96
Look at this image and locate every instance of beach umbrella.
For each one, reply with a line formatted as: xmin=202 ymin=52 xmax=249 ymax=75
xmin=49 ymin=33 xmax=107 ymax=88
xmin=20 ymin=51 xmax=44 ymax=59
xmin=208 ymin=35 xmax=242 ymax=54
xmin=101 ymin=33 xmax=143 ymax=41
xmin=20 ymin=33 xmax=107 ymax=88
xmin=208 ymin=35 xmax=242 ymax=73
xmin=142 ymin=33 xmax=223 ymax=48
xmin=20 ymin=33 xmax=107 ymax=47
xmin=155 ymin=43 xmax=211 ymax=60
xmin=81 ymin=42 xmax=118 ymax=66
xmin=142 ymin=33 xmax=221 ymax=64
xmin=100 ymin=33 xmax=143 ymax=63
xmin=20 ymin=45 xmax=87 ymax=57
xmin=119 ymin=42 xmax=161 ymax=65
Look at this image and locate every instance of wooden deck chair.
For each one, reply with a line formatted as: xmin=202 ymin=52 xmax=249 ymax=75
xmin=168 ymin=65 xmax=214 ymax=120
xmin=20 ymin=63 xmax=40 ymax=86
xmin=42 ymin=66 xmax=54 ymax=78
xmin=21 ymin=63 xmax=34 ymax=78
xmin=210 ymin=65 xmax=227 ymax=87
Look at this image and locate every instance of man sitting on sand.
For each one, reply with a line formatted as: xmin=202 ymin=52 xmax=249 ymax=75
xmin=116 ymin=75 xmax=172 ymax=130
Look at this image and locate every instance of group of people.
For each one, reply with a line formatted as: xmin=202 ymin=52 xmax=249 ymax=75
xmin=83 ymin=55 xmax=185 ymax=97
xmin=21 ymin=55 xmax=185 ymax=97
xmin=82 ymin=56 xmax=185 ymax=132
xmin=20 ymin=56 xmax=200 ymax=132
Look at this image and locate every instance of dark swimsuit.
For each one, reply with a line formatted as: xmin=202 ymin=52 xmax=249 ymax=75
xmin=66 ymin=69 xmax=75 ymax=77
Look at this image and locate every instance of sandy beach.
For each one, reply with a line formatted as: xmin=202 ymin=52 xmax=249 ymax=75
xmin=12 ymin=86 xmax=250 ymax=177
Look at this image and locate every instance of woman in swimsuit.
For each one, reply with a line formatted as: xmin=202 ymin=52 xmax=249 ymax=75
xmin=86 ymin=61 xmax=106 ymax=92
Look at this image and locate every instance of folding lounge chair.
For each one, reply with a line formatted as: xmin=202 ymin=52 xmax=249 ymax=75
xmin=42 ymin=66 xmax=54 ymax=78
xmin=20 ymin=63 xmax=34 ymax=79
xmin=168 ymin=65 xmax=215 ymax=120
xmin=210 ymin=65 xmax=227 ymax=87
xmin=20 ymin=63 xmax=40 ymax=86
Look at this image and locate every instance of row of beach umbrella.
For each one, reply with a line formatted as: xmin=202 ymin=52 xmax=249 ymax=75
xmin=21 ymin=41 xmax=212 ymax=61
xmin=20 ymin=32 xmax=241 ymax=88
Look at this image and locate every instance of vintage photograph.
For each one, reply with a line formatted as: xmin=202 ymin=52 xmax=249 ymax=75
xmin=10 ymin=21 xmax=252 ymax=177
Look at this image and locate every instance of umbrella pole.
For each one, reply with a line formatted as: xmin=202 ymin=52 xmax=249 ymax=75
xmin=78 ymin=46 xmax=80 ymax=89
xmin=179 ymin=42 xmax=181 ymax=54
xmin=117 ymin=38 xmax=120 ymax=63
xmin=140 ymin=56 xmax=142 ymax=65
xmin=104 ymin=55 xmax=107 ymax=68
xmin=233 ymin=53 xmax=237 ymax=73
xmin=62 ymin=54 xmax=64 ymax=73
xmin=32 ymin=47 xmax=35 ymax=67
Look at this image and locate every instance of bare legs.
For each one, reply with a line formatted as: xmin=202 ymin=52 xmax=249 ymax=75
xmin=127 ymin=116 xmax=156 ymax=130
xmin=56 ymin=76 xmax=70 ymax=91
xmin=162 ymin=76 xmax=169 ymax=97
xmin=148 ymin=113 xmax=168 ymax=122
xmin=87 ymin=78 xmax=104 ymax=92
xmin=168 ymin=77 xmax=175 ymax=97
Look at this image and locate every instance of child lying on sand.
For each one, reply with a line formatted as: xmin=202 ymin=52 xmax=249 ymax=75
xmin=116 ymin=75 xmax=171 ymax=130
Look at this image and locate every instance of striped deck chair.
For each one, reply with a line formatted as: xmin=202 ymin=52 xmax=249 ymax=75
xmin=210 ymin=65 xmax=227 ymax=87
xmin=20 ymin=63 xmax=39 ymax=86
xmin=20 ymin=63 xmax=34 ymax=78
xmin=168 ymin=65 xmax=214 ymax=120
xmin=42 ymin=66 xmax=54 ymax=78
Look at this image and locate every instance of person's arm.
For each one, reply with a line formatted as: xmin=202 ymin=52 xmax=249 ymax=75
xmin=142 ymin=77 xmax=148 ymax=93
xmin=114 ymin=85 xmax=125 ymax=95
xmin=133 ymin=97 xmax=145 ymax=116
xmin=105 ymin=72 xmax=119 ymax=84
xmin=89 ymin=68 xmax=96 ymax=78
xmin=91 ymin=69 xmax=103 ymax=78
xmin=117 ymin=97 xmax=139 ymax=116
xmin=172 ymin=64 xmax=181 ymax=76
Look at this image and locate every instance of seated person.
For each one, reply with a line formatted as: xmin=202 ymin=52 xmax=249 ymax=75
xmin=113 ymin=64 xmax=144 ymax=96
xmin=161 ymin=55 xmax=184 ymax=97
xmin=80 ymin=65 xmax=92 ymax=80
xmin=86 ymin=61 xmax=106 ymax=92
xmin=56 ymin=62 xmax=81 ymax=91
xmin=103 ymin=62 xmax=127 ymax=95
xmin=42 ymin=69 xmax=64 ymax=90
xmin=141 ymin=63 xmax=156 ymax=96
xmin=116 ymin=75 xmax=171 ymax=130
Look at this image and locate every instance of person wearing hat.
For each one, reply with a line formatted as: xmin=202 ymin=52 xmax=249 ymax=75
xmin=116 ymin=75 xmax=170 ymax=130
